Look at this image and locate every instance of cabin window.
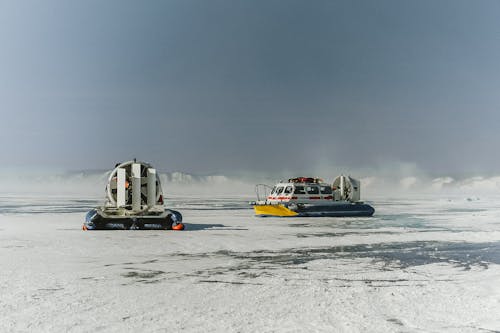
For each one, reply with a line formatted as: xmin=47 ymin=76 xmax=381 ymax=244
xmin=306 ymin=186 xmax=319 ymax=194
xmin=293 ymin=186 xmax=305 ymax=195
xmin=320 ymin=186 xmax=332 ymax=194
xmin=284 ymin=186 xmax=293 ymax=194
xmin=276 ymin=187 xmax=285 ymax=195
xmin=270 ymin=187 xmax=278 ymax=195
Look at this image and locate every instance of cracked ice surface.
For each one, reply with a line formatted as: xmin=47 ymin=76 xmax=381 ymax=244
xmin=1 ymin=194 xmax=500 ymax=332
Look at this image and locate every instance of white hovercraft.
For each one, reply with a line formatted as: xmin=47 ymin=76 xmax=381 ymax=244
xmin=84 ymin=160 xmax=184 ymax=230
xmin=252 ymin=175 xmax=374 ymax=217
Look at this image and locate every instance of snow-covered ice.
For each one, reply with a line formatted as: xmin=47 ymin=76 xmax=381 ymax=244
xmin=1 ymin=194 xmax=500 ymax=332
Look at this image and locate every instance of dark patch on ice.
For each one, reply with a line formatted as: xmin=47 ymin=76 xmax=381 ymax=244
xmin=142 ymin=259 xmax=159 ymax=264
xmin=80 ymin=277 xmax=96 ymax=280
xmin=446 ymin=326 xmax=500 ymax=333
xmin=287 ymin=219 xmax=382 ymax=230
xmin=237 ymin=271 xmax=262 ymax=278
xmin=198 ymin=280 xmax=263 ymax=285
xmin=105 ymin=259 xmax=160 ymax=267
xmin=296 ymin=228 xmax=455 ymax=238
xmin=285 ymin=214 xmax=440 ymax=231
xmin=37 ymin=287 xmax=64 ymax=292
xmin=187 ymin=241 xmax=500 ymax=282
xmin=122 ymin=269 xmax=165 ymax=279
xmin=188 ymin=260 xmax=276 ymax=281
xmin=237 ymin=241 xmax=499 ymax=269
xmin=445 ymin=208 xmax=486 ymax=213
xmin=32 ymin=287 xmax=64 ymax=300
xmin=296 ymin=231 xmax=400 ymax=238
xmin=185 ymin=223 xmax=248 ymax=231
xmin=171 ymin=252 xmax=211 ymax=259
xmin=334 ymin=277 xmax=414 ymax=283
xmin=387 ymin=318 xmax=404 ymax=326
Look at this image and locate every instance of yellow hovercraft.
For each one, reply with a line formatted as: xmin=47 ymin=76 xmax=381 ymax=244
xmin=252 ymin=176 xmax=374 ymax=217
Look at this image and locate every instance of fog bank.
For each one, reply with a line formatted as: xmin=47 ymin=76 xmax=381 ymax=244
xmin=0 ymin=168 xmax=499 ymax=199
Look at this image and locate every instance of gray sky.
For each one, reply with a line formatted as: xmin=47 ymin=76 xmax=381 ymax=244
xmin=1 ymin=0 xmax=500 ymax=176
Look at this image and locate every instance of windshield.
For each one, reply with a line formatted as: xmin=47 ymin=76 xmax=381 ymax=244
xmin=306 ymin=186 xmax=319 ymax=194
xmin=320 ymin=186 xmax=332 ymax=194
xmin=293 ymin=186 xmax=305 ymax=194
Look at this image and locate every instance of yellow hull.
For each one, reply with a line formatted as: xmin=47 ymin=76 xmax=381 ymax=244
xmin=253 ymin=204 xmax=298 ymax=217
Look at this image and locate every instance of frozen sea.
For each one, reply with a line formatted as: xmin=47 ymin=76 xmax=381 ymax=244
xmin=1 ymin=194 xmax=500 ymax=332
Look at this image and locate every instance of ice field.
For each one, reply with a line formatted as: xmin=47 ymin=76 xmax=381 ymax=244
xmin=1 ymin=191 xmax=500 ymax=332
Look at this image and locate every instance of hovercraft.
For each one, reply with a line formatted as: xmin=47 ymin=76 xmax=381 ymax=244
xmin=252 ymin=175 xmax=374 ymax=217
xmin=83 ymin=160 xmax=184 ymax=230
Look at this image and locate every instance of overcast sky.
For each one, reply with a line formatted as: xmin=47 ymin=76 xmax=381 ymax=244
xmin=1 ymin=0 xmax=499 ymax=176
